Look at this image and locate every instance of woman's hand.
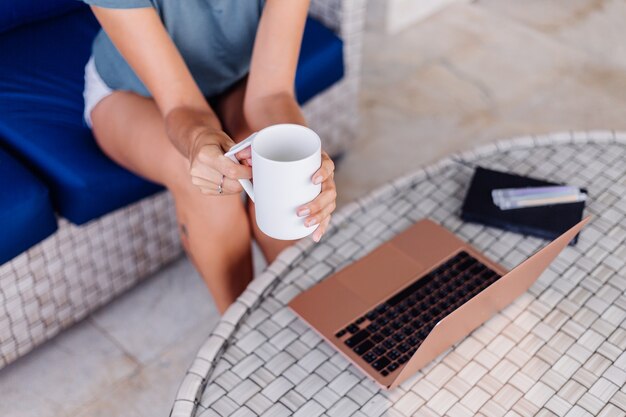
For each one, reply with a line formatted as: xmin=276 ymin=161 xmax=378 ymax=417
xmin=188 ymin=130 xmax=252 ymax=196
xmin=234 ymin=146 xmax=337 ymax=242
xmin=297 ymin=151 xmax=337 ymax=242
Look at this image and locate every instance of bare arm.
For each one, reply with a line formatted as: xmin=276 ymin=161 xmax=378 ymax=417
xmin=90 ymin=6 xmax=250 ymax=194
xmin=243 ymin=0 xmax=337 ymax=242
xmin=243 ymin=0 xmax=309 ymax=129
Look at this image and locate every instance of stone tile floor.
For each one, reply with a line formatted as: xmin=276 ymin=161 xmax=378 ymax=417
xmin=2 ymin=0 xmax=626 ymax=416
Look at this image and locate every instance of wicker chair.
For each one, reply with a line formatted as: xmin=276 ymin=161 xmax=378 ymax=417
xmin=0 ymin=0 xmax=366 ymax=370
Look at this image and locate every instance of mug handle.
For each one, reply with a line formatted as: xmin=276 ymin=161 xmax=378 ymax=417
xmin=224 ymin=133 xmax=256 ymax=202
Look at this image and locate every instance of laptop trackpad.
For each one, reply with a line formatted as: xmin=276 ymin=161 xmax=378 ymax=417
xmin=336 ymin=244 xmax=426 ymax=306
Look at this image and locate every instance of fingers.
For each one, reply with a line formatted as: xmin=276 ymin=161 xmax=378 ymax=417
xmin=195 ymin=145 xmax=252 ymax=180
xmin=312 ymin=215 xmax=331 ymax=242
xmin=189 ymin=159 xmax=243 ymax=194
xmin=298 ymin=177 xmax=337 ymax=218
xmin=298 ymin=191 xmax=336 ymax=224
xmin=189 ymin=143 xmax=252 ymax=196
xmin=215 ymin=154 xmax=252 ymax=180
xmin=299 ymin=182 xmax=337 ymax=244
xmin=190 ymin=175 xmax=242 ymax=195
xmin=312 ymin=152 xmax=335 ymax=185
xmin=299 ymin=153 xmax=338 ymax=241
xmin=189 ymin=160 xmax=223 ymax=183
xmin=303 ymin=197 xmax=336 ymax=228
xmin=235 ymin=146 xmax=252 ymax=161
xmin=186 ymin=130 xmax=254 ymax=196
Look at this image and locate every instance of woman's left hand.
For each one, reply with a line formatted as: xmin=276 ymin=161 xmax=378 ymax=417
xmin=297 ymin=151 xmax=337 ymax=242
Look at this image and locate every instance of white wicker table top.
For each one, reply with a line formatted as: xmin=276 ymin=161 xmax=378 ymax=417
xmin=171 ymin=131 xmax=626 ymax=417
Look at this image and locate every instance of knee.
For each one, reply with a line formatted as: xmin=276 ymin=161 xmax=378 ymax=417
xmin=172 ymin=165 xmax=248 ymax=235
xmin=175 ymin=191 xmax=248 ymax=253
xmin=174 ymin=185 xmax=245 ymax=230
xmin=164 ymin=153 xmax=196 ymax=197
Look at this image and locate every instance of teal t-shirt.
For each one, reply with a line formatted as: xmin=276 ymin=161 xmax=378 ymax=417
xmin=84 ymin=0 xmax=265 ymax=97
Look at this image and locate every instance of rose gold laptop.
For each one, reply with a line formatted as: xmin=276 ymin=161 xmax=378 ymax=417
xmin=289 ymin=217 xmax=589 ymax=389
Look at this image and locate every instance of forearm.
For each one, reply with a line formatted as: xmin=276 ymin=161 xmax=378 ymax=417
xmin=91 ymin=5 xmax=221 ymax=160
xmin=164 ymin=106 xmax=223 ymax=159
xmin=244 ymin=92 xmax=306 ymax=131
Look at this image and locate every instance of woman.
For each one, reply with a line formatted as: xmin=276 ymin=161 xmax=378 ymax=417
xmin=83 ymin=0 xmax=337 ymax=313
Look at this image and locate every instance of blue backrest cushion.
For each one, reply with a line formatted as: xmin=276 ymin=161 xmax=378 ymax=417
xmin=0 ymin=148 xmax=57 ymax=265
xmin=296 ymin=17 xmax=344 ymax=104
xmin=0 ymin=0 xmax=85 ymax=33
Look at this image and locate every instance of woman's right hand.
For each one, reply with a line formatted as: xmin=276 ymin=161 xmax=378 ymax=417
xmin=188 ymin=130 xmax=252 ymax=196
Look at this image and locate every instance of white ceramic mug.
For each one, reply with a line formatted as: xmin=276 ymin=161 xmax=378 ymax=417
xmin=224 ymin=124 xmax=322 ymax=240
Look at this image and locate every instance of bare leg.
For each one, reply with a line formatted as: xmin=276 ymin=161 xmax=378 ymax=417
xmin=212 ymin=79 xmax=296 ymax=264
xmin=90 ymin=91 xmax=253 ymax=313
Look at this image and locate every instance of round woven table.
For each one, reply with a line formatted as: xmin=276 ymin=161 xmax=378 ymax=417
xmin=171 ymin=131 xmax=626 ymax=417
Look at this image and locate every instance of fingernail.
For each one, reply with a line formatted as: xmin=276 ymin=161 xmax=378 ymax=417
xmin=313 ymin=176 xmax=323 ymax=185
xmin=297 ymin=208 xmax=310 ymax=217
xmin=306 ymin=218 xmax=319 ymax=227
xmin=313 ymin=234 xmax=320 ymax=242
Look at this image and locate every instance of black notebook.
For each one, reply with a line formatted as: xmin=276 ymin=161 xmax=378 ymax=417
xmin=460 ymin=167 xmax=585 ymax=244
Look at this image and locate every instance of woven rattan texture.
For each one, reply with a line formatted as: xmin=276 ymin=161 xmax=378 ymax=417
xmin=0 ymin=192 xmax=180 ymax=368
xmin=304 ymin=0 xmax=365 ymax=157
xmin=0 ymin=0 xmax=364 ymax=370
xmin=172 ymin=131 xmax=626 ymax=417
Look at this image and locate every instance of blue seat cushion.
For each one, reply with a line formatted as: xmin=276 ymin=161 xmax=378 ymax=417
xmin=296 ymin=18 xmax=344 ymax=104
xmin=0 ymin=0 xmax=83 ymax=33
xmin=0 ymin=7 xmax=162 ymax=225
xmin=0 ymin=148 xmax=57 ymax=265
xmin=0 ymin=7 xmax=343 ymax=225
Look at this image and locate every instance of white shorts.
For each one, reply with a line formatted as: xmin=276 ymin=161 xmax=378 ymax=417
xmin=83 ymin=57 xmax=113 ymax=128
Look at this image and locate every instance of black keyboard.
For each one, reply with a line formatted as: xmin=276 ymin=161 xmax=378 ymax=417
xmin=334 ymin=251 xmax=501 ymax=377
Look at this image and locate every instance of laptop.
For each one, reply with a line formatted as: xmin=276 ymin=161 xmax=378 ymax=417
xmin=289 ymin=217 xmax=589 ymax=389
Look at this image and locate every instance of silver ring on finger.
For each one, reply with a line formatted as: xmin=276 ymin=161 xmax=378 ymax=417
xmin=217 ymin=174 xmax=225 ymax=195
